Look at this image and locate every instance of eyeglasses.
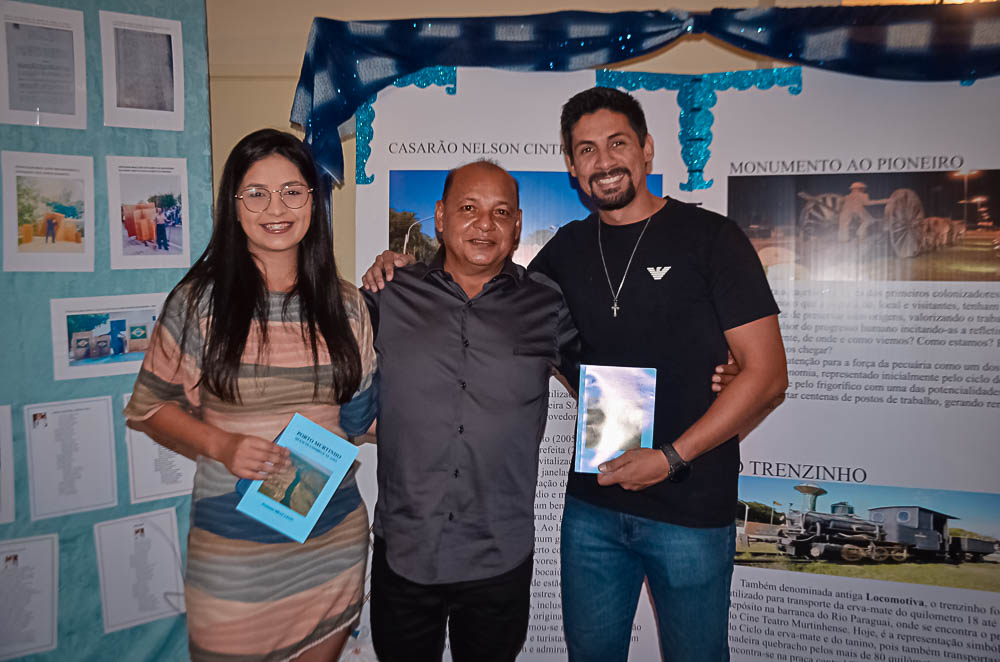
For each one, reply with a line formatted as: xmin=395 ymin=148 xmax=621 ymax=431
xmin=235 ymin=184 xmax=313 ymax=212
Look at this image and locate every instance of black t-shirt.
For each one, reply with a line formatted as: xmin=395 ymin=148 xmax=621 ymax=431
xmin=529 ymin=197 xmax=779 ymax=527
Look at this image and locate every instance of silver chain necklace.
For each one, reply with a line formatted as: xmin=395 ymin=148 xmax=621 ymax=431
xmin=597 ymin=215 xmax=651 ymax=318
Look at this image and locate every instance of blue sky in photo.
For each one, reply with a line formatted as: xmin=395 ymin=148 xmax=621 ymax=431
xmin=739 ymin=475 xmax=1000 ymax=538
xmin=389 ymin=170 xmax=663 ymax=242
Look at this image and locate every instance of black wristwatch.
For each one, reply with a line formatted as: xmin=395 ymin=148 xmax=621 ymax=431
xmin=660 ymin=443 xmax=691 ymax=483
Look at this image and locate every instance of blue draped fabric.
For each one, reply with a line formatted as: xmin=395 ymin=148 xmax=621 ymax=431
xmin=702 ymin=5 xmax=1000 ymax=82
xmin=290 ymin=6 xmax=1000 ymax=183
xmin=290 ymin=10 xmax=692 ymax=182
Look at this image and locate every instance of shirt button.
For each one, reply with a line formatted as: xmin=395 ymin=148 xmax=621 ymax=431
xmin=458 ymin=425 xmax=464 ymax=434
xmin=460 ymin=380 xmax=467 ymax=390
xmin=453 ymin=469 xmax=459 ymax=478
xmin=448 ymin=512 xmax=454 ymax=521
xmin=462 ymin=338 xmax=469 ymax=347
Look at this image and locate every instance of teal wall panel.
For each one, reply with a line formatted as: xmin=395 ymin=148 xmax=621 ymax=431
xmin=0 ymin=1 xmax=211 ymax=659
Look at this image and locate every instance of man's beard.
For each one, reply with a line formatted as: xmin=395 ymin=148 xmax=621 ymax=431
xmin=588 ymin=168 xmax=636 ymax=211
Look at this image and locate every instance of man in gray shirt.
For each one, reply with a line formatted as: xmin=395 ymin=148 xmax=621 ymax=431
xmin=363 ymin=160 xmax=578 ymax=662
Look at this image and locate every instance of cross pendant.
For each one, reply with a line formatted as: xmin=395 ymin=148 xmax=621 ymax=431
xmin=612 ymin=302 xmax=619 ymax=318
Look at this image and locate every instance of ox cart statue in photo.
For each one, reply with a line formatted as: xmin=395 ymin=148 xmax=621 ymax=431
xmin=797 ymin=182 xmax=963 ymax=258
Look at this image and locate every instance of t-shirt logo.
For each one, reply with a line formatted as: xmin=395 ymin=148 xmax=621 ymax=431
xmin=646 ymin=266 xmax=671 ymax=281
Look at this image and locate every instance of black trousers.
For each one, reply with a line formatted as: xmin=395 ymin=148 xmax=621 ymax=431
xmin=370 ymin=536 xmax=532 ymax=662
xmin=155 ymin=224 xmax=168 ymax=249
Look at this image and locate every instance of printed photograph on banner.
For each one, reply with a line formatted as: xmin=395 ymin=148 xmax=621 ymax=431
xmin=389 ymin=170 xmax=663 ymax=267
xmin=93 ymin=507 xmax=185 ymax=633
xmin=727 ymin=169 xmax=1000 ymax=283
xmin=122 ymin=394 xmax=195 ymax=504
xmin=0 ymin=534 xmax=58 ymax=658
xmin=0 ymin=1 xmax=86 ymax=129
xmin=107 ymin=156 xmax=190 ymax=269
xmin=2 ymin=150 xmax=94 ymax=272
xmin=49 ymin=292 xmax=166 ymax=380
xmin=99 ymin=11 xmax=183 ymax=131
xmin=0 ymin=404 xmax=12 ymax=524
xmin=24 ymin=396 xmax=117 ymax=521
xmin=734 ymin=476 xmax=1000 ymax=591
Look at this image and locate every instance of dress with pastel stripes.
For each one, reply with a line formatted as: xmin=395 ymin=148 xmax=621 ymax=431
xmin=125 ymin=284 xmax=377 ymax=662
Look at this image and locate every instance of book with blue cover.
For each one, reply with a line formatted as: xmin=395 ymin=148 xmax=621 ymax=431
xmin=574 ymin=364 xmax=657 ymax=474
xmin=236 ymin=413 xmax=359 ymax=543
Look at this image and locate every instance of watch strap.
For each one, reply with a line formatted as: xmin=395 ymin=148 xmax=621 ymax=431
xmin=660 ymin=443 xmax=691 ymax=482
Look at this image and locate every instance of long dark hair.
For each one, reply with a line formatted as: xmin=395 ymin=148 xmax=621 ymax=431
xmin=165 ymin=128 xmax=361 ymax=403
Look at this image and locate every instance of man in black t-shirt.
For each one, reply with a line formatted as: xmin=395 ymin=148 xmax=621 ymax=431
xmin=524 ymin=87 xmax=787 ymax=662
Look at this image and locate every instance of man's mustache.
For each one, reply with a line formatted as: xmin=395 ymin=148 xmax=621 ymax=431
xmin=589 ymin=168 xmax=631 ymax=188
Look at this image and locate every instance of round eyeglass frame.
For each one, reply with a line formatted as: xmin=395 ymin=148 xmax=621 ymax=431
xmin=234 ymin=184 xmax=313 ymax=212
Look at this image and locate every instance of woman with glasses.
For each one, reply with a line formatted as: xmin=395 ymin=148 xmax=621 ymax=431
xmin=125 ymin=129 xmax=376 ymax=662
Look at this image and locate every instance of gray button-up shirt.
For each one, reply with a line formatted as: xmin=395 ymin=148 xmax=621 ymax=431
xmin=363 ymin=251 xmax=578 ymax=584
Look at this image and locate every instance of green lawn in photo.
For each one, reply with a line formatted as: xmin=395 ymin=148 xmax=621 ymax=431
xmin=736 ymin=544 xmax=1000 ymax=593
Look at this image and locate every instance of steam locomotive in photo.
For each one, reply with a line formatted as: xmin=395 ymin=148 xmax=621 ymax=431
xmin=775 ymin=484 xmax=998 ymax=563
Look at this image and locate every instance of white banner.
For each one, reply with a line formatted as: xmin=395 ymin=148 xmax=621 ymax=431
xmin=356 ymin=66 xmax=1000 ymax=661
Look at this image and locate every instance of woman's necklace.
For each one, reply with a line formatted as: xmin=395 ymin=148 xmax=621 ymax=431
xmin=597 ymin=215 xmax=651 ymax=318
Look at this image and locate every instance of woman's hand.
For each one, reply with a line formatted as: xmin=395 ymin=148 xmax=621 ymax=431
xmin=133 ymin=403 xmax=293 ymax=479
xmin=216 ymin=433 xmax=291 ymax=479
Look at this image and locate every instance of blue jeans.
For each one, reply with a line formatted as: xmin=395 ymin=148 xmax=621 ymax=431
xmin=560 ymin=495 xmax=734 ymax=662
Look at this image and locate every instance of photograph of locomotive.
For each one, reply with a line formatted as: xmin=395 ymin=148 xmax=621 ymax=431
xmin=736 ymin=477 xmax=1000 ymax=591
xmin=775 ymin=484 xmax=996 ymax=564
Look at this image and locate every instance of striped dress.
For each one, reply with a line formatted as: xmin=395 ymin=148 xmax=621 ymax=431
xmin=125 ymin=284 xmax=376 ymax=662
